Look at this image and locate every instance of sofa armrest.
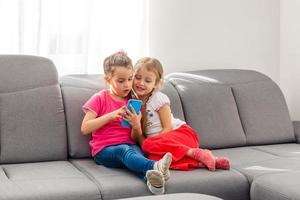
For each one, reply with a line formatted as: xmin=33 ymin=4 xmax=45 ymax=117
xmin=293 ymin=121 xmax=300 ymax=143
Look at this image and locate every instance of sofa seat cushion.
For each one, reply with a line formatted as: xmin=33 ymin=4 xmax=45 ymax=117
xmin=252 ymin=143 xmax=300 ymax=157
xmin=251 ymin=171 xmax=300 ymax=200
xmin=0 ymin=161 xmax=100 ymax=200
xmin=71 ymin=159 xmax=249 ymax=200
xmin=118 ymin=193 xmax=223 ymax=200
xmin=235 ymin=157 xmax=300 ymax=183
xmin=212 ymin=146 xmax=278 ymax=167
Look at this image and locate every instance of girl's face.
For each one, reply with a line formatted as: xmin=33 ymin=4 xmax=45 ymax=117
xmin=106 ymin=66 xmax=134 ymax=100
xmin=133 ymin=66 xmax=158 ymax=99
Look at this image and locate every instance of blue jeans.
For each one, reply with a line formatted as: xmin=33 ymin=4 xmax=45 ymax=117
xmin=94 ymin=144 xmax=155 ymax=179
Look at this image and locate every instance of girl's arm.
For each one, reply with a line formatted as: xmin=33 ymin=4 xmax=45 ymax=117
xmin=81 ymin=106 xmax=125 ymax=135
xmin=123 ymin=105 xmax=145 ymax=145
xmin=158 ymin=104 xmax=173 ymax=134
xmin=131 ymin=126 xmax=145 ymax=146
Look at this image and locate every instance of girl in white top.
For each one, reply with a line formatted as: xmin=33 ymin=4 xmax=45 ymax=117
xmin=131 ymin=57 xmax=230 ymax=171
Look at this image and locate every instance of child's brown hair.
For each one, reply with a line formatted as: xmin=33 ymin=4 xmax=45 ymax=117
xmin=103 ymin=50 xmax=133 ymax=77
xmin=134 ymin=57 xmax=164 ymax=134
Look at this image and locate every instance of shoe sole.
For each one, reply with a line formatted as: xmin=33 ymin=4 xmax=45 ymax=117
xmin=162 ymin=152 xmax=172 ymax=181
xmin=146 ymin=170 xmax=165 ymax=195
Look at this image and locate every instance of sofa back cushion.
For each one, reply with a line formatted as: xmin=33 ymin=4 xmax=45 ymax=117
xmin=231 ymin=79 xmax=294 ymax=145
xmin=0 ymin=55 xmax=67 ymax=163
xmin=60 ymin=75 xmax=185 ymax=158
xmin=167 ymin=70 xmax=295 ymax=148
xmin=161 ymin=80 xmax=185 ymax=121
xmin=166 ymin=72 xmax=246 ymax=149
xmin=60 ymin=75 xmax=104 ymax=158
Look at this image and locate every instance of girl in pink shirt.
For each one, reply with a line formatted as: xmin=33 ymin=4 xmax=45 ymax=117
xmin=81 ymin=51 xmax=172 ymax=195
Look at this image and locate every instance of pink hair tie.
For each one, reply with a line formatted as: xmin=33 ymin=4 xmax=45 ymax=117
xmin=117 ymin=49 xmax=127 ymax=56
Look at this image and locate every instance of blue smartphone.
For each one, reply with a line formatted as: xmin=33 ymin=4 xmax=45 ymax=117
xmin=121 ymin=99 xmax=143 ymax=127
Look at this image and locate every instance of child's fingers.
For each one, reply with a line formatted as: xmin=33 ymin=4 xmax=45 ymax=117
xmin=137 ymin=113 xmax=142 ymax=120
xmin=119 ymin=106 xmax=127 ymax=115
xmin=129 ymin=105 xmax=137 ymax=115
xmin=124 ymin=106 xmax=130 ymax=113
xmin=124 ymin=107 xmax=132 ymax=116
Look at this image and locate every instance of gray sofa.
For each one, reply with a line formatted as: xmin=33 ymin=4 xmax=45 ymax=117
xmin=0 ymin=55 xmax=299 ymax=200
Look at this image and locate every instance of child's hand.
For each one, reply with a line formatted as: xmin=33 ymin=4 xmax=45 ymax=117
xmin=110 ymin=106 xmax=126 ymax=120
xmin=123 ymin=105 xmax=142 ymax=130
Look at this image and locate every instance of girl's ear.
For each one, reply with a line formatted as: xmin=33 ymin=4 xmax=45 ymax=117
xmin=104 ymin=75 xmax=112 ymax=84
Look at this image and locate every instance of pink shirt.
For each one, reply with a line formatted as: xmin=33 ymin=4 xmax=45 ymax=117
xmin=82 ymin=89 xmax=135 ymax=157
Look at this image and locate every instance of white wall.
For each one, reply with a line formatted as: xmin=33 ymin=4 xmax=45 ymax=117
xmin=280 ymin=0 xmax=300 ymax=120
xmin=148 ymin=0 xmax=280 ymax=83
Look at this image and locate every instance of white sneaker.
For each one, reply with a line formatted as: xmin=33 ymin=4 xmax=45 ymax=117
xmin=146 ymin=170 xmax=165 ymax=195
xmin=154 ymin=152 xmax=172 ymax=181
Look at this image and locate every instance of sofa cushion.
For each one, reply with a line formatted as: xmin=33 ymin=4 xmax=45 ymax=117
xmin=232 ymin=80 xmax=294 ymax=145
xmin=235 ymin=157 xmax=300 ymax=183
xmin=0 ymin=55 xmax=67 ymax=163
xmin=251 ymin=171 xmax=300 ymax=200
xmin=60 ymin=75 xmax=107 ymax=158
xmin=293 ymin=121 xmax=300 ymax=143
xmin=71 ymin=159 xmax=249 ymax=200
xmin=61 ymin=86 xmax=99 ymax=158
xmin=0 ymin=161 xmax=100 ymax=200
xmin=118 ymin=193 xmax=223 ymax=200
xmin=251 ymin=143 xmax=300 ymax=157
xmin=212 ymin=146 xmax=278 ymax=167
xmin=166 ymin=73 xmax=246 ymax=149
xmin=161 ymin=80 xmax=185 ymax=121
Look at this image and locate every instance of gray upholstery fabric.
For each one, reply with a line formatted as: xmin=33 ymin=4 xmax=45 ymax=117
xmin=0 ymin=55 xmax=58 ymax=93
xmin=161 ymin=80 xmax=185 ymax=121
xmin=167 ymin=69 xmax=295 ymax=148
xmin=118 ymin=193 xmax=223 ymax=200
xmin=173 ymin=69 xmax=269 ymax=84
xmin=60 ymin=74 xmax=105 ymax=89
xmin=61 ymin=87 xmax=98 ymax=158
xmin=252 ymin=143 xmax=300 ymax=157
xmin=293 ymin=121 xmax=300 ymax=143
xmin=71 ymin=159 xmax=249 ymax=200
xmin=60 ymin=75 xmax=105 ymax=158
xmin=212 ymin=146 xmax=278 ymax=167
xmin=251 ymin=172 xmax=300 ymax=200
xmin=164 ymin=169 xmax=249 ymax=200
xmin=0 ymin=161 xmax=100 ymax=200
xmin=235 ymin=157 xmax=300 ymax=183
xmin=166 ymin=74 xmax=246 ymax=149
xmin=232 ymin=81 xmax=294 ymax=145
xmin=0 ymin=55 xmax=67 ymax=163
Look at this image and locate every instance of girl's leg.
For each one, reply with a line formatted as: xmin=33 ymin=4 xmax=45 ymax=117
xmin=186 ymin=148 xmax=216 ymax=171
xmin=94 ymin=144 xmax=172 ymax=195
xmin=130 ymin=145 xmax=172 ymax=181
xmin=94 ymin=144 xmax=154 ymax=177
xmin=215 ymin=157 xmax=230 ymax=170
xmin=186 ymin=149 xmax=230 ymax=170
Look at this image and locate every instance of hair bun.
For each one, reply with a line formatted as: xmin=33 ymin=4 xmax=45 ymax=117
xmin=117 ymin=49 xmax=127 ymax=56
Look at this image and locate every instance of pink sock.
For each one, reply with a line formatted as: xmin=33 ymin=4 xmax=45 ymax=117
xmin=215 ymin=157 xmax=230 ymax=170
xmin=191 ymin=148 xmax=215 ymax=171
xmin=198 ymin=162 xmax=205 ymax=168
